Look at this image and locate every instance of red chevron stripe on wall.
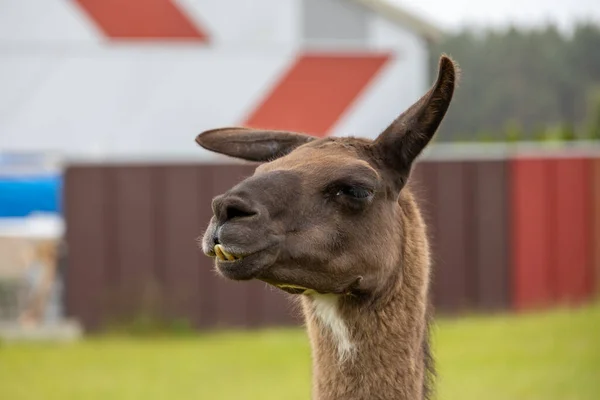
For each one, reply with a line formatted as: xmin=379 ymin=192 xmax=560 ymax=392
xmin=243 ymin=54 xmax=391 ymax=137
xmin=75 ymin=0 xmax=209 ymax=40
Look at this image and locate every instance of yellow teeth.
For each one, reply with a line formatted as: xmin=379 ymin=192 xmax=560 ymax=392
xmin=214 ymin=244 xmax=240 ymax=262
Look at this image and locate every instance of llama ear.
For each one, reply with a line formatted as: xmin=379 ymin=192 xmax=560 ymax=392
xmin=374 ymin=55 xmax=458 ymax=188
xmin=195 ymin=127 xmax=316 ymax=162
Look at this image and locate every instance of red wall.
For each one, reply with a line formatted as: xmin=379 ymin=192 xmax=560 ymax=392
xmin=593 ymin=159 xmax=600 ymax=298
xmin=511 ymin=156 xmax=597 ymax=311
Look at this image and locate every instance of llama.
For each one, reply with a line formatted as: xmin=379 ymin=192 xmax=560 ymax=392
xmin=196 ymin=55 xmax=458 ymax=400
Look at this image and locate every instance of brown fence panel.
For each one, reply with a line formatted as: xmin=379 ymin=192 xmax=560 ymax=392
xmin=472 ymin=160 xmax=510 ymax=311
xmin=110 ymin=167 xmax=159 ymax=319
xmin=463 ymin=162 xmax=479 ymax=309
xmin=261 ymin=287 xmax=301 ymax=326
xmin=64 ymin=167 xmax=109 ymax=331
xmin=433 ymin=161 xmax=472 ymax=313
xmin=65 ymin=163 xmax=303 ymax=332
xmin=413 ymin=159 xmax=509 ymax=314
xmin=64 ymin=157 xmax=515 ymax=330
xmin=160 ymin=166 xmax=209 ymax=328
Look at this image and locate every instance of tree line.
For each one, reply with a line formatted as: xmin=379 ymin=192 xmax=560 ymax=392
xmin=429 ymin=22 xmax=600 ymax=142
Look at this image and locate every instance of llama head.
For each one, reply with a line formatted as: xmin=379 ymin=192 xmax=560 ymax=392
xmin=196 ymin=55 xmax=457 ymax=297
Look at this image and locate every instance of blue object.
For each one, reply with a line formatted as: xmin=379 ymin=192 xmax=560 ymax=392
xmin=0 ymin=174 xmax=62 ymax=217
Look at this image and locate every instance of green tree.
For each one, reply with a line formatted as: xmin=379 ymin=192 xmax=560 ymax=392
xmin=429 ymin=22 xmax=600 ymax=142
xmin=585 ymin=87 xmax=600 ymax=140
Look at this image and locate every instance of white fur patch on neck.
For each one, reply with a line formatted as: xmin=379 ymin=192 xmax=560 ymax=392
xmin=308 ymin=292 xmax=355 ymax=362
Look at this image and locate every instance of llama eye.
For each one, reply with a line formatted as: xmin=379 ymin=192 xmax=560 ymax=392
xmin=336 ymin=186 xmax=372 ymax=199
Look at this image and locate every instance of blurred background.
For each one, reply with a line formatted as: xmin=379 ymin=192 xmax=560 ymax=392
xmin=0 ymin=0 xmax=599 ymax=399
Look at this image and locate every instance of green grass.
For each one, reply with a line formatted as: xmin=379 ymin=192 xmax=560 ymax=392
xmin=1 ymin=302 xmax=599 ymax=400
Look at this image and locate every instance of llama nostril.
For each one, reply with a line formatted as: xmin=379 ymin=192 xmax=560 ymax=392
xmin=225 ymin=204 xmax=257 ymax=221
xmin=213 ymin=195 xmax=258 ymax=223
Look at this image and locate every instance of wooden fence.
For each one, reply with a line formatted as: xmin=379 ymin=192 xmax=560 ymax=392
xmin=63 ymin=149 xmax=600 ymax=331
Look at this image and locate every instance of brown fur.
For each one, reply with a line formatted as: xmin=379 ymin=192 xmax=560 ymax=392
xmin=195 ymin=55 xmax=458 ymax=400
xmin=301 ymin=188 xmax=433 ymax=400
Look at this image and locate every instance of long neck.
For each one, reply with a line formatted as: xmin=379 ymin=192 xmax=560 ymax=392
xmin=302 ymin=193 xmax=432 ymax=400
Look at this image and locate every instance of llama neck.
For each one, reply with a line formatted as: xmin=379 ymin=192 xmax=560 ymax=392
xmin=302 ymin=194 xmax=432 ymax=400
xmin=302 ymin=293 xmax=431 ymax=400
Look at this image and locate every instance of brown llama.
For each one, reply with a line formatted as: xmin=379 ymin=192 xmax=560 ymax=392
xmin=196 ymin=55 xmax=458 ymax=400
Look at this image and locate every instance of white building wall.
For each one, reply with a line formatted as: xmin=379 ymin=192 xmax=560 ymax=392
xmin=331 ymin=14 xmax=430 ymax=139
xmin=0 ymin=47 xmax=296 ymax=158
xmin=369 ymin=13 xmax=430 ymax=100
xmin=0 ymin=0 xmax=433 ymax=158
xmin=178 ymin=0 xmax=300 ymax=47
xmin=0 ymin=0 xmax=102 ymax=44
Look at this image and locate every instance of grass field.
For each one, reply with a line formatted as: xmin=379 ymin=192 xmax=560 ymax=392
xmin=1 ymin=302 xmax=599 ymax=400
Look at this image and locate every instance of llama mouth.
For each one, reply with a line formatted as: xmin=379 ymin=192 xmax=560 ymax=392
xmin=210 ymin=244 xmax=280 ymax=282
xmin=213 ymin=244 xmax=243 ymax=262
